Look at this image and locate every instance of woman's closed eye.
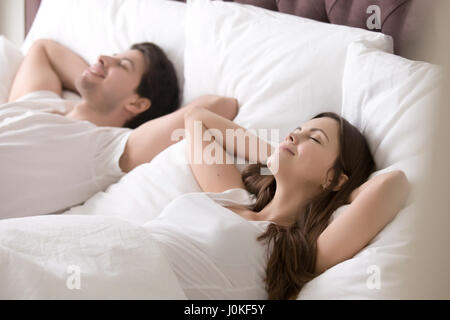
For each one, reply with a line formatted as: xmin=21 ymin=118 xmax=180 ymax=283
xmin=310 ymin=136 xmax=321 ymax=144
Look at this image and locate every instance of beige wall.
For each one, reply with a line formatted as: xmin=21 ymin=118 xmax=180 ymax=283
xmin=0 ymin=0 xmax=25 ymax=46
xmin=427 ymin=4 xmax=450 ymax=298
xmin=408 ymin=0 xmax=450 ymax=299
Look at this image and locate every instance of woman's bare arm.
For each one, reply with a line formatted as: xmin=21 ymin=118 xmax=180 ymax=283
xmin=184 ymin=107 xmax=275 ymax=193
xmin=315 ymin=170 xmax=410 ymax=275
xmin=347 ymin=173 xmax=380 ymax=204
xmin=184 ymin=107 xmax=275 ymax=163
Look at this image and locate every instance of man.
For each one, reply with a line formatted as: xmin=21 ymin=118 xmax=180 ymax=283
xmin=1 ymin=39 xmax=238 ymax=219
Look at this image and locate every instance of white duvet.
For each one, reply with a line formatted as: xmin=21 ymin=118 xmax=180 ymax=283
xmin=0 ymin=214 xmax=187 ymax=299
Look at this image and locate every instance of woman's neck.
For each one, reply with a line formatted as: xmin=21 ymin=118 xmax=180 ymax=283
xmin=256 ymin=184 xmax=314 ymax=226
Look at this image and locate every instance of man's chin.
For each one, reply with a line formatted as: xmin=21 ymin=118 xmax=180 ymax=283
xmin=76 ymin=76 xmax=98 ymax=95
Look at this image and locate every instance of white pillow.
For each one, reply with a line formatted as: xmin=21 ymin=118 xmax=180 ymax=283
xmin=23 ymin=0 xmax=187 ymax=97
xmin=183 ymin=0 xmax=393 ymax=140
xmin=0 ymin=36 xmax=23 ymax=104
xmin=342 ymin=41 xmax=441 ymax=182
xmin=298 ymin=42 xmax=442 ymax=299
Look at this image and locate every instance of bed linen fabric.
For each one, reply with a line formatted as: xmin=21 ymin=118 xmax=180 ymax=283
xmin=145 ymin=188 xmax=270 ymax=299
xmin=182 ymin=0 xmax=393 ymax=139
xmin=0 ymin=36 xmax=24 ymax=104
xmin=0 ymin=214 xmax=187 ymax=299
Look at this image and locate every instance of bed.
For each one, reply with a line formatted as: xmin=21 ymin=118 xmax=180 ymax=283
xmin=0 ymin=0 xmax=444 ymax=299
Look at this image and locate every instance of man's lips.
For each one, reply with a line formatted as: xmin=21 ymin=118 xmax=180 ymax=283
xmin=86 ymin=65 xmax=106 ymax=78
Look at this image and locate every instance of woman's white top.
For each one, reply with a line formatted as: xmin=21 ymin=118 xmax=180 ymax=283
xmin=144 ymin=188 xmax=272 ymax=300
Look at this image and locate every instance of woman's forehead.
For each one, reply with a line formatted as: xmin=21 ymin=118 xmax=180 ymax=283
xmin=302 ymin=117 xmax=339 ymax=132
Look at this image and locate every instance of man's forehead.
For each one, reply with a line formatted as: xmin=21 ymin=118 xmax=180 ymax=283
xmin=113 ymin=49 xmax=147 ymax=68
xmin=114 ymin=49 xmax=140 ymax=59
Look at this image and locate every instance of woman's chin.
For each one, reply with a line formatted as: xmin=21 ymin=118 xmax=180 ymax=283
xmin=267 ymin=154 xmax=283 ymax=176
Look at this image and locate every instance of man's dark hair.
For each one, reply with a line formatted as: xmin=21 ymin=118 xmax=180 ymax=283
xmin=124 ymin=42 xmax=180 ymax=129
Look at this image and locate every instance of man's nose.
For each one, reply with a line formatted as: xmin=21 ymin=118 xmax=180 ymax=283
xmin=97 ymin=55 xmax=105 ymax=65
xmin=97 ymin=55 xmax=114 ymax=67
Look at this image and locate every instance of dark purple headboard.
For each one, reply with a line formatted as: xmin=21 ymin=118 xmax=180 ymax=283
xmin=25 ymin=0 xmax=41 ymax=37
xmin=24 ymin=0 xmax=438 ymax=62
xmin=230 ymin=0 xmax=438 ymax=62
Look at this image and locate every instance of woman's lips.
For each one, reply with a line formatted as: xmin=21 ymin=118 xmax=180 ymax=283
xmin=280 ymin=145 xmax=295 ymax=156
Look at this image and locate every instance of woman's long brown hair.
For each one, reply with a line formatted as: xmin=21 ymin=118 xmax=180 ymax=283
xmin=241 ymin=112 xmax=375 ymax=300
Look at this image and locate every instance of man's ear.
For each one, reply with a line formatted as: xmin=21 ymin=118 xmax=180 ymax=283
xmin=125 ymin=96 xmax=151 ymax=116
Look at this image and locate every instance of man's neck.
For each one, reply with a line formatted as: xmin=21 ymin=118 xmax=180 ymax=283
xmin=66 ymin=101 xmax=125 ymax=128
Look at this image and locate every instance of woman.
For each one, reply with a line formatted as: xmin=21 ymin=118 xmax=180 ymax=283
xmin=146 ymin=102 xmax=410 ymax=300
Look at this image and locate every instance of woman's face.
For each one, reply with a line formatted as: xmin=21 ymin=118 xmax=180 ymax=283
xmin=268 ymin=117 xmax=341 ymax=191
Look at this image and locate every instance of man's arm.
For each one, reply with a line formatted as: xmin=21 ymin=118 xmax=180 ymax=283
xmin=8 ymin=39 xmax=89 ymax=102
xmin=119 ymin=95 xmax=239 ymax=173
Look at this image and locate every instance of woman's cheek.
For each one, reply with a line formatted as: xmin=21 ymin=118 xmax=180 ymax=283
xmin=297 ymin=146 xmax=323 ymax=176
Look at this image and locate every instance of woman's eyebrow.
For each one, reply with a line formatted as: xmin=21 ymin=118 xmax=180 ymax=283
xmin=295 ymin=126 xmax=330 ymax=142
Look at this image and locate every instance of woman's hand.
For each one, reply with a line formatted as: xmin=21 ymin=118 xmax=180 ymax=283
xmin=184 ymin=95 xmax=239 ymax=122
xmin=184 ymin=99 xmax=274 ymax=164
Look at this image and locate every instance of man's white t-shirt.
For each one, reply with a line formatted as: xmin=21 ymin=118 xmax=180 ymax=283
xmin=0 ymin=91 xmax=132 ymax=219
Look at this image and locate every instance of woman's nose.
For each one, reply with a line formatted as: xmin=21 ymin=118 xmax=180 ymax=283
xmin=286 ymin=133 xmax=296 ymax=144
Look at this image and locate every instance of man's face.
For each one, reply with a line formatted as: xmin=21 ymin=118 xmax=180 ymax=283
xmin=76 ymin=49 xmax=148 ymax=114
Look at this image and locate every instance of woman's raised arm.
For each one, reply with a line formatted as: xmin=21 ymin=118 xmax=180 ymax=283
xmin=184 ymin=106 xmax=275 ymax=163
xmin=184 ymin=104 xmax=274 ymax=193
xmin=314 ymin=170 xmax=410 ymax=275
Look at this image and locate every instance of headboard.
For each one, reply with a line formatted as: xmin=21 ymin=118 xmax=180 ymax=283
xmin=24 ymin=0 xmax=438 ymax=62
xmin=25 ymin=0 xmax=41 ymax=37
